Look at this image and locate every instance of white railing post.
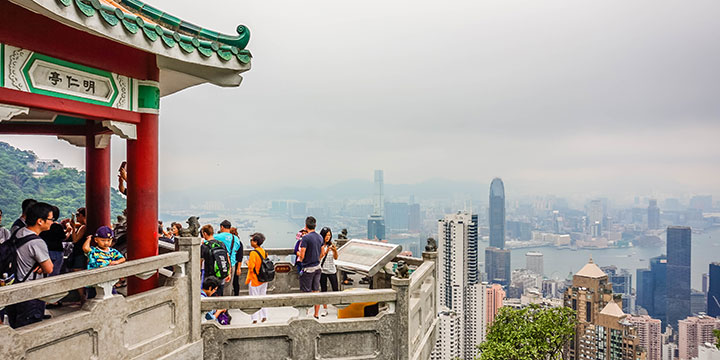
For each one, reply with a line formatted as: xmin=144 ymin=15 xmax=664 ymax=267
xmin=392 ymin=275 xmax=411 ymax=360
xmin=177 ymin=236 xmax=202 ymax=342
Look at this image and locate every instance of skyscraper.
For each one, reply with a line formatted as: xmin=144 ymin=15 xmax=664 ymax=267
xmin=367 ymin=215 xmax=385 ymax=240
xmin=489 ymin=178 xmax=505 ymax=249
xmin=434 ymin=211 xmax=482 ymax=360
xmin=525 ymin=251 xmax=544 ymax=276
xmin=627 ymin=315 xmax=662 ymax=360
xmin=367 ymin=170 xmax=386 ymax=240
xmin=373 ymin=169 xmax=384 ymax=216
xmin=648 ymin=199 xmax=660 ymax=230
xmin=667 ymin=226 xmax=691 ymax=330
xmin=708 ymin=262 xmax=720 ymax=317
xmin=563 ymin=259 xmax=645 ymax=360
xmin=636 ymin=255 xmax=667 ymax=327
xmin=485 ymin=247 xmax=510 ymax=286
xmin=602 ymin=265 xmax=633 ymax=313
xmin=588 ymin=199 xmax=603 ymax=233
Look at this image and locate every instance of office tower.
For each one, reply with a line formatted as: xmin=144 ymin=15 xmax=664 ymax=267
xmin=602 ymin=265 xmax=633 ymax=313
xmin=525 ymin=251 xmax=544 ymax=276
xmin=678 ymin=315 xmax=720 ymax=360
xmin=489 ymin=178 xmax=505 ymax=249
xmin=702 ymin=273 xmax=709 ymax=294
xmin=648 ymin=199 xmax=660 ymax=230
xmin=563 ymin=259 xmax=645 ymax=360
xmin=708 ymin=263 xmax=720 ymax=317
xmin=485 ymin=247 xmax=510 ymax=286
xmin=588 ymin=199 xmax=603 ymax=232
xmin=689 ymin=195 xmax=712 ymax=212
xmin=636 ymin=255 xmax=667 ymax=326
xmin=434 ymin=211 xmax=482 ymax=360
xmin=506 ymin=220 xmax=532 ymax=240
xmin=690 ymin=290 xmax=706 ymax=315
xmin=385 ymin=202 xmax=409 ymax=230
xmin=408 ymin=203 xmax=421 ymax=232
xmin=367 ymin=215 xmax=385 ymax=240
xmin=627 ymin=315 xmax=662 ymax=360
xmin=667 ymin=226 xmax=691 ymax=330
xmin=373 ymin=170 xmax=384 ymax=216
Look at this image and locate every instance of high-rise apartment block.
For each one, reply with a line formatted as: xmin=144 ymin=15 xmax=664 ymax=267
xmin=564 ymin=259 xmax=645 ymax=360
xmin=678 ymin=315 xmax=720 ymax=360
xmin=489 ymin=178 xmax=505 ymax=249
xmin=708 ymin=263 xmax=720 ymax=317
xmin=485 ymin=247 xmax=511 ymax=286
xmin=667 ymin=226 xmax=692 ymax=330
xmin=434 ymin=211 xmax=485 ymax=360
xmin=627 ymin=315 xmax=662 ymax=360
xmin=525 ymin=251 xmax=544 ymax=276
xmin=648 ymin=199 xmax=660 ymax=230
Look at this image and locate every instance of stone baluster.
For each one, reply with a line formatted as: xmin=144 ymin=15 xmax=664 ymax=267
xmin=422 ymin=250 xmax=438 ymax=315
xmin=392 ymin=275 xmax=411 ymax=360
xmin=177 ymin=236 xmax=202 ymax=342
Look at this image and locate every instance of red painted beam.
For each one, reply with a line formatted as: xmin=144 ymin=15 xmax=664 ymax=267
xmin=0 ymin=88 xmax=140 ymax=124
xmin=0 ymin=1 xmax=156 ymax=80
xmin=0 ymin=123 xmax=92 ymax=136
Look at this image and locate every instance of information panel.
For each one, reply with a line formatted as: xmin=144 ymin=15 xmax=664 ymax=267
xmin=335 ymin=239 xmax=402 ymax=276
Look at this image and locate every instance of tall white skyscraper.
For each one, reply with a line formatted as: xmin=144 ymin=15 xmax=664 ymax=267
xmin=373 ymin=169 xmax=384 ymax=216
xmin=433 ymin=211 xmax=484 ymax=360
xmin=526 ymin=251 xmax=544 ymax=276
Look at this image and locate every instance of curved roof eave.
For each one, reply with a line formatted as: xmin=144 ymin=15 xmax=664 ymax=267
xmin=11 ymin=0 xmax=251 ymax=96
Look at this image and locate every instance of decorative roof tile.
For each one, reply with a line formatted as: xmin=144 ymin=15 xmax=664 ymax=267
xmin=57 ymin=0 xmax=252 ymax=65
xmin=600 ymin=302 xmax=626 ymax=318
xmin=575 ymin=257 xmax=607 ymax=279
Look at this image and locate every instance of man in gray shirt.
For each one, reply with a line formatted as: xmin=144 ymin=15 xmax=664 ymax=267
xmin=6 ymin=202 xmax=54 ymax=328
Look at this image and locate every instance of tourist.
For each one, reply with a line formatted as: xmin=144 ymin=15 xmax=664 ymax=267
xmin=6 ymin=202 xmax=55 ymax=328
xmin=82 ymin=226 xmax=125 ymax=269
xmin=297 ymin=216 xmax=323 ymax=319
xmin=214 ymin=220 xmax=242 ymax=296
xmin=245 ymin=232 xmax=268 ymax=323
xmin=229 ymin=227 xmax=245 ymax=296
xmin=0 ymin=208 xmax=10 ymax=245
xmin=319 ymin=227 xmax=339 ymax=316
xmin=169 ymin=222 xmax=182 ymax=241
xmin=118 ymin=161 xmax=127 ymax=196
xmin=10 ymin=198 xmax=37 ymax=236
xmin=200 ymin=224 xmax=231 ymax=296
xmin=40 ymin=206 xmax=68 ymax=277
xmin=200 ymin=276 xmax=227 ymax=322
xmin=293 ymin=228 xmax=307 ymax=274
xmin=67 ymin=207 xmax=88 ymax=303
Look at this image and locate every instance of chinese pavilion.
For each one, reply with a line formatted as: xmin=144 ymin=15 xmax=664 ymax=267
xmin=0 ymin=0 xmax=251 ymax=294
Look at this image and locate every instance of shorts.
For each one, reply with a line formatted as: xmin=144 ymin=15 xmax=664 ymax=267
xmin=299 ymin=268 xmax=321 ymax=292
xmin=68 ymin=252 xmax=87 ymax=270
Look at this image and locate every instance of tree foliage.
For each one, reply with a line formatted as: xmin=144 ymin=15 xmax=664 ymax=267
xmin=475 ymin=305 xmax=576 ymax=360
xmin=714 ymin=329 xmax=720 ymax=350
xmin=0 ymin=142 xmax=125 ymax=223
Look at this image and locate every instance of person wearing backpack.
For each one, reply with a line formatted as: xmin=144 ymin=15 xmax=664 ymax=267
xmin=245 ymin=232 xmax=270 ymax=323
xmin=199 ymin=225 xmax=231 ymax=296
xmin=5 ymin=202 xmax=55 ymax=328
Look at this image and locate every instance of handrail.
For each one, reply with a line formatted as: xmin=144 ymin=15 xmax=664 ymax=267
xmin=201 ymin=289 xmax=397 ymax=311
xmin=0 ymin=252 xmax=188 ymax=307
xmin=241 ymin=248 xmax=295 ymax=257
xmin=409 ymin=261 xmax=435 ymax=292
xmin=393 ymin=255 xmax=424 ymax=267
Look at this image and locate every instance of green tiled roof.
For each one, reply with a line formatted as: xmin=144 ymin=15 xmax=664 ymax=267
xmin=57 ymin=0 xmax=252 ymax=64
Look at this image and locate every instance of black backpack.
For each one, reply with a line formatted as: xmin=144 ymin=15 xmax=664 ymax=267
xmin=206 ymin=239 xmax=230 ymax=279
xmin=0 ymin=230 xmax=41 ymax=282
xmin=253 ymin=249 xmax=275 ymax=283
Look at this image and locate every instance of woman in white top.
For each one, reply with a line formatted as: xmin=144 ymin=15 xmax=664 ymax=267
xmin=319 ymin=227 xmax=338 ymax=316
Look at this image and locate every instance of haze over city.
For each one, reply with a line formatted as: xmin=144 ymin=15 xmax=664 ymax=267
xmin=2 ymin=0 xmax=720 ymax=202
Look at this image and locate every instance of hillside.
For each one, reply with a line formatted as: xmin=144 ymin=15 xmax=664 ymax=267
xmin=0 ymin=142 xmax=126 ymax=222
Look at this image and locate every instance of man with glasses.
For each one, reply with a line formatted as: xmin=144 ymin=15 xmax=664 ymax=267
xmin=6 ymin=202 xmax=55 ymax=328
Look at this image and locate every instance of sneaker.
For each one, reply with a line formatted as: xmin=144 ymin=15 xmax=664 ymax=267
xmin=320 ymin=310 xmax=328 ymax=317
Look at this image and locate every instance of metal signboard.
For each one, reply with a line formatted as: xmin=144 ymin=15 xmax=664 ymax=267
xmin=335 ymin=239 xmax=402 ymax=276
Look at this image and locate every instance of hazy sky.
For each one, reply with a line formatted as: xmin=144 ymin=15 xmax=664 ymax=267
xmin=3 ymin=0 xmax=720 ymax=200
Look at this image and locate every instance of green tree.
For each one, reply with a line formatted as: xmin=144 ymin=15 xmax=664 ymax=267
xmin=714 ymin=329 xmax=720 ymax=350
xmin=475 ymin=305 xmax=576 ymax=360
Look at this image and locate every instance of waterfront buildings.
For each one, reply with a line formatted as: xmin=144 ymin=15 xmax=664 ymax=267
xmin=667 ymin=226 xmax=692 ymax=330
xmin=602 ymin=265 xmax=634 ymax=313
xmin=563 ymin=259 xmax=645 ymax=360
xmin=637 ymin=255 xmax=668 ymax=325
xmin=648 ymin=199 xmax=661 ymax=230
xmin=678 ymin=315 xmax=720 ymax=360
xmin=627 ymin=315 xmax=662 ymax=360
xmin=708 ymin=263 xmax=720 ymax=317
xmin=434 ymin=211 xmax=484 ymax=360
xmin=485 ymin=247 xmax=511 ymax=286
xmin=489 ymin=178 xmax=505 ymax=249
xmin=525 ymin=251 xmax=544 ymax=276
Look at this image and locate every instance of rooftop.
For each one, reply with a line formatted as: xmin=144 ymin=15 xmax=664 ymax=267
xmin=575 ymin=257 xmax=607 ymax=279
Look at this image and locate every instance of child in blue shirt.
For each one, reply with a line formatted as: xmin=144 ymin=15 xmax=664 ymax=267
xmin=83 ymin=226 xmax=125 ymax=269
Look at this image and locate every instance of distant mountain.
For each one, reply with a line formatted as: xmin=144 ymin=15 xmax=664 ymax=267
xmin=0 ymin=142 xmax=125 ymax=222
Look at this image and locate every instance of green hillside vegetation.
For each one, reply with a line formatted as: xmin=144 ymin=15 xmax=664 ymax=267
xmin=0 ymin=141 xmax=126 ymax=223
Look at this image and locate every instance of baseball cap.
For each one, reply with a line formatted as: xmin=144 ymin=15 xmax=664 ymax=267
xmin=220 ymin=220 xmax=232 ymax=228
xmin=95 ymin=226 xmax=114 ymax=238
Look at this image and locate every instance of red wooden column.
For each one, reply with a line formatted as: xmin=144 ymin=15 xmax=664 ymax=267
xmin=85 ymin=132 xmax=111 ymax=236
xmin=127 ymin=112 xmax=159 ymax=294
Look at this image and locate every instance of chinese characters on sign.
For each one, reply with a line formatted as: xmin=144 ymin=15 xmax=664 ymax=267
xmin=29 ymin=60 xmax=115 ymax=103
